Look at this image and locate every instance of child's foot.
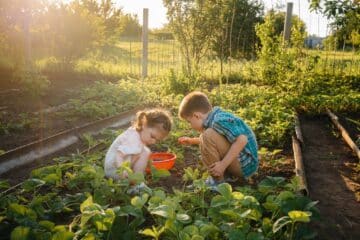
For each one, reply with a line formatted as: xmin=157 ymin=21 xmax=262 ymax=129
xmin=205 ymin=177 xmax=225 ymax=191
xmin=224 ymin=174 xmax=239 ymax=183
xmin=185 ymin=177 xmax=232 ymax=192
xmin=126 ymin=182 xmax=150 ymax=195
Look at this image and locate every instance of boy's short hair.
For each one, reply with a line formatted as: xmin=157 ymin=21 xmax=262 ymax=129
xmin=179 ymin=91 xmax=212 ymax=119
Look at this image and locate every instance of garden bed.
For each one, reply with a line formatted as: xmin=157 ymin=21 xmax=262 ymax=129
xmin=300 ymin=114 xmax=360 ymax=239
xmin=0 ymin=79 xmax=143 ymax=152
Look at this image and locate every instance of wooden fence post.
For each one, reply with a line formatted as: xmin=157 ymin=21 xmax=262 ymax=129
xmin=142 ymin=8 xmax=149 ymax=79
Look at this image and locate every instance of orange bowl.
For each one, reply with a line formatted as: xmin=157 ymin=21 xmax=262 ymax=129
xmin=146 ymin=152 xmax=176 ymax=173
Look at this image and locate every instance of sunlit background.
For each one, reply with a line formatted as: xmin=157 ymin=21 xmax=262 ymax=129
xmin=117 ymin=0 xmax=329 ymax=36
xmin=0 ymin=0 xmax=357 ymax=79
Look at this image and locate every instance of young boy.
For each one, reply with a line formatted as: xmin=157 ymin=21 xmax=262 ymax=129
xmin=178 ymin=91 xmax=258 ymax=187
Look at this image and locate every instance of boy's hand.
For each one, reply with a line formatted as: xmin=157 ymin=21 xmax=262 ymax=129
xmin=178 ymin=137 xmax=193 ymax=145
xmin=209 ymin=162 xmax=226 ymax=177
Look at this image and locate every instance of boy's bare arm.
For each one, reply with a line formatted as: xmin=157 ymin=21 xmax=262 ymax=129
xmin=209 ymin=135 xmax=248 ymax=177
xmin=178 ymin=137 xmax=200 ymax=145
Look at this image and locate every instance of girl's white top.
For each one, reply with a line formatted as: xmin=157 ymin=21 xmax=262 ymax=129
xmin=104 ymin=127 xmax=145 ymax=177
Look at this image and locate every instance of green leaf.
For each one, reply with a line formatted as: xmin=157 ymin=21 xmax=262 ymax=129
xmin=140 ymin=226 xmax=164 ymax=239
xmin=263 ymin=195 xmax=279 ymax=211
xmin=22 ymin=179 xmax=45 ymax=192
xmin=262 ymin=217 xmax=272 ymax=234
xmin=288 ymin=210 xmax=312 ymax=223
xmin=151 ymin=205 xmax=174 ymax=219
xmin=52 ymin=225 xmax=67 ymax=232
xmin=183 ymin=167 xmax=200 ymax=181
xmin=42 ymin=173 xmax=60 ymax=184
xmin=231 ymin=191 xmax=244 ymax=200
xmin=153 ymin=189 xmax=166 ymax=199
xmin=179 ymin=231 xmax=191 ymax=240
xmin=82 ymin=233 xmax=96 ymax=240
xmin=93 ymin=208 xmax=115 ymax=231
xmin=247 ymin=232 xmax=265 ymax=240
xmin=7 ymin=203 xmax=37 ymax=221
xmin=10 ymin=226 xmax=31 ymax=240
xmin=258 ymin=176 xmax=285 ymax=193
xmin=176 ymin=213 xmax=191 ymax=223
xmin=276 ymin=191 xmax=295 ymax=201
xmin=39 ymin=220 xmax=55 ymax=231
xmin=80 ymin=213 xmax=94 ymax=228
xmin=51 ymin=231 xmax=74 ymax=240
xmin=82 ymin=165 xmax=97 ymax=175
xmin=220 ymin=209 xmax=239 ymax=219
xmin=248 ymin=209 xmax=262 ymax=221
xmin=210 ymin=195 xmax=228 ymax=207
xmin=242 ymin=196 xmax=259 ymax=206
xmin=151 ymin=168 xmax=171 ymax=180
xmin=139 ymin=228 xmax=156 ymax=238
xmin=240 ymin=209 xmax=252 ymax=218
xmin=216 ymin=183 xmax=232 ymax=200
xmin=131 ymin=193 xmax=149 ymax=209
xmin=80 ymin=196 xmax=93 ymax=213
xmin=191 ymin=235 xmax=204 ymax=240
xmin=228 ymin=229 xmax=246 ymax=240
xmin=128 ymin=172 xmax=145 ymax=184
xmin=183 ymin=225 xmax=199 ymax=235
xmin=199 ymin=223 xmax=219 ymax=237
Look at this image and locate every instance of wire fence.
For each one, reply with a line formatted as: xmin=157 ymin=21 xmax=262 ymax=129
xmin=30 ymin=37 xmax=360 ymax=79
xmin=113 ymin=38 xmax=360 ymax=78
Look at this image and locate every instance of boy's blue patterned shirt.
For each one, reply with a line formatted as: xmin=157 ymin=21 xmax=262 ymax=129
xmin=203 ymin=106 xmax=259 ymax=178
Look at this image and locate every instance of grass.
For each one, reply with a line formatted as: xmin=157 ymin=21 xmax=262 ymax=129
xmin=306 ymin=49 xmax=360 ymax=60
xmin=31 ymin=40 xmax=254 ymax=80
xmin=305 ymin=49 xmax=360 ymax=75
xmin=0 ymin=40 xmax=354 ymax=81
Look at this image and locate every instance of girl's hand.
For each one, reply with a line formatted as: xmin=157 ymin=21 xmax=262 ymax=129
xmin=209 ymin=162 xmax=226 ymax=177
xmin=178 ymin=136 xmax=193 ymax=145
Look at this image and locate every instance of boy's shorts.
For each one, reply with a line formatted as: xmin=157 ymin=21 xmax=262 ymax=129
xmin=200 ymin=128 xmax=258 ymax=179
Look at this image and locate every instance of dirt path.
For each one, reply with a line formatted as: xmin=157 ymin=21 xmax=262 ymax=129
xmin=301 ymin=115 xmax=360 ymax=240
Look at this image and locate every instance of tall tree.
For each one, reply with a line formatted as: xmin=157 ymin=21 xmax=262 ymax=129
xmin=40 ymin=1 xmax=103 ymax=63
xmin=120 ymin=14 xmax=142 ymax=38
xmin=211 ymin=0 xmax=263 ymax=62
xmin=255 ymin=10 xmax=307 ymax=85
xmin=163 ymin=0 xmax=222 ymax=75
xmin=80 ymin=0 xmax=125 ymax=45
xmin=309 ymin=0 xmax=360 ymax=48
xmin=0 ymin=0 xmax=44 ymax=67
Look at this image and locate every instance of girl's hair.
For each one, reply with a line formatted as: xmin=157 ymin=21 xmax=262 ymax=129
xmin=134 ymin=109 xmax=172 ymax=132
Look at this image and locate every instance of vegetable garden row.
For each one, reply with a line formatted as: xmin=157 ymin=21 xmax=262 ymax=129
xmin=1 ymin=68 xmax=359 ymax=239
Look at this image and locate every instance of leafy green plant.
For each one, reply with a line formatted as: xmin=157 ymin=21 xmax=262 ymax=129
xmin=0 ymin=134 xmax=319 ymax=240
xmin=13 ymin=69 xmax=50 ymax=98
xmin=60 ymin=80 xmax=144 ymax=121
xmin=0 ymin=113 xmax=38 ymax=136
xmin=259 ymin=147 xmax=286 ymax=167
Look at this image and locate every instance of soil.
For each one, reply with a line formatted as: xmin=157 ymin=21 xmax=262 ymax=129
xmin=0 ymin=72 xmax=117 ymax=152
xmin=300 ymin=114 xmax=360 ymax=240
xmin=150 ymin=145 xmax=296 ymax=193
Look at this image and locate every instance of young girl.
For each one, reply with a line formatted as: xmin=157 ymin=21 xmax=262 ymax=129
xmin=104 ymin=109 xmax=172 ymax=180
